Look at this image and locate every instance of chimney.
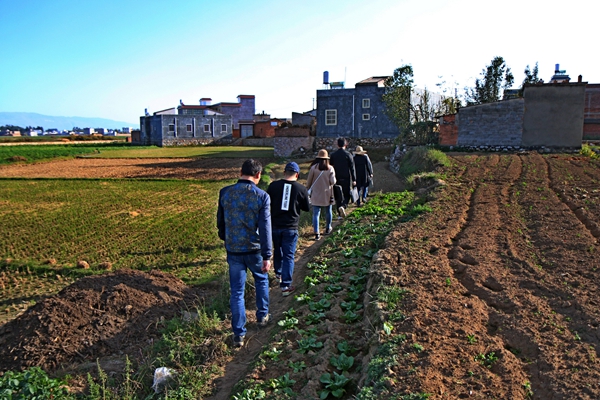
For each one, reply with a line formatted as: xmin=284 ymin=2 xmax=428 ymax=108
xmin=578 ymin=75 xmax=582 ymax=83
xmin=555 ymin=64 xmax=560 ymax=73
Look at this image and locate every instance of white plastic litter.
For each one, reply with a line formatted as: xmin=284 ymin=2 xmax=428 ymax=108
xmin=152 ymin=367 xmax=176 ymax=393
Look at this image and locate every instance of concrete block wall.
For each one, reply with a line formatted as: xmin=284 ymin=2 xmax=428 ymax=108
xmin=457 ymin=98 xmax=524 ymax=147
xmin=522 ymin=84 xmax=585 ymax=148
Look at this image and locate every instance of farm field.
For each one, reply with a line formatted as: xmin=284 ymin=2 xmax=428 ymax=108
xmin=0 ymin=150 xmax=599 ymax=399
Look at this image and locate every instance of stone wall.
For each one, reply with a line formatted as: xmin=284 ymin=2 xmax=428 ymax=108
xmin=457 ymin=98 xmax=524 ymax=147
xmin=239 ymin=137 xmax=274 ymax=147
xmin=274 ymin=136 xmax=315 ymax=157
xmin=314 ymin=137 xmax=395 ymax=152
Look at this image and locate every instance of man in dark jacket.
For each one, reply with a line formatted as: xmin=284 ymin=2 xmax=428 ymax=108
xmin=217 ymin=159 xmax=272 ymax=348
xmin=267 ymin=162 xmax=310 ymax=296
xmin=329 ymin=137 xmax=356 ymax=214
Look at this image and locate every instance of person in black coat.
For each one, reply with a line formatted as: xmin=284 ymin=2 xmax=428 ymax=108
xmin=329 ymin=137 xmax=356 ymax=213
xmin=353 ymin=146 xmax=373 ymax=206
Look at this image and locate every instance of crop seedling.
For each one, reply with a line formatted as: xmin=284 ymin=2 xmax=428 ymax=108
xmin=330 ymin=353 xmax=355 ymax=372
xmin=325 ymin=284 xmax=343 ymax=293
xmin=283 ymin=308 xmax=297 ymax=317
xmin=412 ymin=343 xmax=424 ymax=352
xmin=306 ymin=312 xmax=326 ymax=325
xmin=342 ymin=310 xmax=360 ymax=323
xmin=340 ymin=301 xmax=362 ymax=312
xmin=297 ymin=337 xmax=324 ymax=354
xmin=297 ymin=327 xmax=319 ymax=338
xmin=262 ymin=347 xmax=282 ymax=361
xmin=278 ymin=316 xmax=299 ymax=330
xmin=267 ymin=373 xmax=296 ymax=396
xmin=475 ymin=352 xmax=499 ymax=368
xmin=349 ymin=274 xmax=367 ymax=285
xmin=467 ymin=334 xmax=477 ymax=344
xmin=319 ymin=372 xmax=351 ymax=399
xmin=233 ymin=387 xmax=266 ymax=400
xmin=346 ymin=290 xmax=361 ymax=301
xmin=445 ymin=277 xmax=452 ymax=286
xmin=0 ymin=367 xmax=72 ymax=399
xmin=289 ymin=360 xmax=306 ymax=372
xmin=309 ymin=298 xmax=332 ymax=312
xmin=304 ymin=276 xmax=320 ymax=286
xmin=383 ymin=321 xmax=394 ymax=335
xmin=295 ymin=291 xmax=313 ymax=303
xmin=337 ymin=340 xmax=356 ymax=355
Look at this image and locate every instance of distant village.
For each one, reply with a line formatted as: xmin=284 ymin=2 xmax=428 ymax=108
xmin=0 ymin=126 xmax=133 ymax=137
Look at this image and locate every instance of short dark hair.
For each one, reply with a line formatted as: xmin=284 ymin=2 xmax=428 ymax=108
xmin=337 ymin=137 xmax=346 ymax=147
xmin=241 ymin=159 xmax=262 ymax=176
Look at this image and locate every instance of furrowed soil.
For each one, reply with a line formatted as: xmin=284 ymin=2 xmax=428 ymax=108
xmin=1 ymin=153 xmax=599 ymax=399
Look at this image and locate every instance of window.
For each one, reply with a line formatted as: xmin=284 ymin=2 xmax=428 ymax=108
xmin=186 ymin=124 xmax=192 ymax=132
xmin=362 ymin=114 xmax=370 ymax=121
xmin=221 ymin=124 xmax=227 ymax=133
xmin=168 ymin=124 xmax=175 ymax=132
xmin=325 ymin=109 xmax=337 ymax=126
xmin=362 ymin=99 xmax=370 ymax=108
xmin=204 ymin=124 xmax=211 ymax=133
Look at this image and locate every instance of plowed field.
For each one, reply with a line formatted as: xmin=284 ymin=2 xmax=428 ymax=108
xmin=373 ymin=152 xmax=600 ymax=398
xmin=1 ymin=152 xmax=599 ymax=399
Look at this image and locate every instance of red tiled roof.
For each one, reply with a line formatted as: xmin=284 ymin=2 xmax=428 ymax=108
xmin=238 ymin=95 xmax=255 ymax=99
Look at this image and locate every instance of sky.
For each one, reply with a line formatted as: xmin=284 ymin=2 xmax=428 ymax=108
xmin=1 ymin=0 xmax=598 ymax=125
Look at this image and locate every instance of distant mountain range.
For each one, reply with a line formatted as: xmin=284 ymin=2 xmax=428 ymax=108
xmin=0 ymin=112 xmax=138 ymax=131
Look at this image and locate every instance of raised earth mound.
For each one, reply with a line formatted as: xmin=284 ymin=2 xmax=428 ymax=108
xmin=0 ymin=269 xmax=202 ymax=372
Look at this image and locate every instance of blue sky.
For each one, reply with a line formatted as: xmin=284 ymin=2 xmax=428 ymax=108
xmin=1 ymin=0 xmax=598 ymax=125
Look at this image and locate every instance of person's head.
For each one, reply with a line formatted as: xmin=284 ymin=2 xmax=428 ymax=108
xmin=337 ymin=137 xmax=347 ymax=148
xmin=283 ymin=162 xmax=300 ymax=180
xmin=314 ymin=149 xmax=330 ymax=171
xmin=240 ymin=159 xmax=262 ymax=182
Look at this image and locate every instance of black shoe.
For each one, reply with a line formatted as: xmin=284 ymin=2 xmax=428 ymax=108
xmin=324 ymin=227 xmax=332 ymax=235
xmin=315 ymin=233 xmax=321 ymax=240
xmin=233 ymin=335 xmax=244 ymax=347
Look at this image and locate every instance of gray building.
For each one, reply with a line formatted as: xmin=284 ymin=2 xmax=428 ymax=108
xmin=137 ymin=95 xmax=255 ymax=146
xmin=316 ymin=77 xmax=399 ymax=139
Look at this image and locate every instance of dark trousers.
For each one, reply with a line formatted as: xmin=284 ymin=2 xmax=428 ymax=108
xmin=337 ymin=178 xmax=351 ymax=207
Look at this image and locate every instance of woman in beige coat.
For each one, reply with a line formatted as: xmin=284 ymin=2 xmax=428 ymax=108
xmin=305 ymin=149 xmax=337 ymax=240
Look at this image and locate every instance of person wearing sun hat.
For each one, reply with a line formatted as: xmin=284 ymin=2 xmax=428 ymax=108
xmin=306 ymin=149 xmax=337 ymax=240
xmin=267 ymin=162 xmax=310 ymax=297
xmin=353 ymin=146 xmax=373 ymax=206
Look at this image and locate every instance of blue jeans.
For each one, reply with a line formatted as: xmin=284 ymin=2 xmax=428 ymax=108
xmin=227 ymin=252 xmax=269 ymax=337
xmin=272 ymin=228 xmax=299 ymax=288
xmin=312 ymin=205 xmax=332 ymax=234
xmin=357 ymin=185 xmax=369 ymax=203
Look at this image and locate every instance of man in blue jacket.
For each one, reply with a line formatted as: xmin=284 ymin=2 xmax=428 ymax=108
xmin=267 ymin=162 xmax=310 ymax=296
xmin=217 ymin=159 xmax=273 ymax=347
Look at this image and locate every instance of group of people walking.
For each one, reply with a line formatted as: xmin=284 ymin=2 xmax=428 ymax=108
xmin=216 ymin=139 xmax=373 ymax=347
xmin=307 ymin=138 xmax=373 ymax=239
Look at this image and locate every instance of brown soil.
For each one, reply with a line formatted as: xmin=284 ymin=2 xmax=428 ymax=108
xmin=0 ymin=269 xmax=205 ymax=372
xmin=0 ymin=157 xmax=277 ymax=180
xmin=369 ymin=152 xmax=600 ymax=399
xmin=1 ymin=153 xmax=598 ymax=399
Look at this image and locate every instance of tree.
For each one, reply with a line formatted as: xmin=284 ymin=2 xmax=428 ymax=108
xmin=382 ymin=65 xmax=414 ymax=134
xmin=465 ymin=56 xmax=514 ymax=105
xmin=522 ymin=62 xmax=542 ymax=86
